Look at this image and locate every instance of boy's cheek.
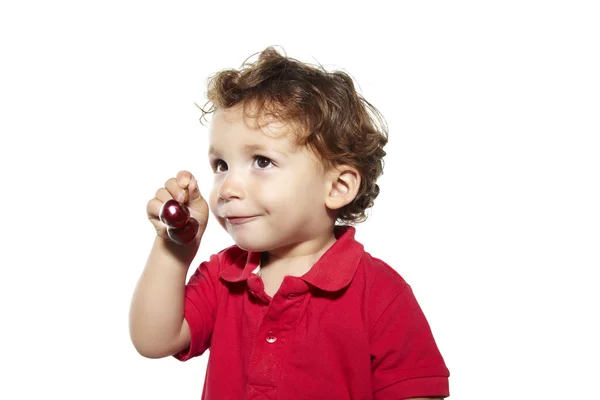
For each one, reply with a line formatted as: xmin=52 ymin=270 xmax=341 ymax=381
xmin=207 ymin=189 xmax=220 ymax=211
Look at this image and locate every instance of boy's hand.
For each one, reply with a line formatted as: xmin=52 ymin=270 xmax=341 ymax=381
xmin=147 ymin=171 xmax=209 ymax=245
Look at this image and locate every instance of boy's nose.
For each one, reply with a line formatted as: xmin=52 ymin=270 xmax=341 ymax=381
xmin=217 ymin=174 xmax=245 ymax=201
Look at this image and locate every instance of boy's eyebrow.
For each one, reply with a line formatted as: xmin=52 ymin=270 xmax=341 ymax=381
xmin=245 ymin=143 xmax=289 ymax=158
xmin=208 ymin=144 xmax=288 ymax=157
xmin=244 ymin=143 xmax=273 ymax=153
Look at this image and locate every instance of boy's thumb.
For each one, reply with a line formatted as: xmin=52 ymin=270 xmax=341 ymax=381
xmin=187 ymin=188 xmax=209 ymax=210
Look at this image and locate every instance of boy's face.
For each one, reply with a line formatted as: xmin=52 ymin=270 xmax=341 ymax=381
xmin=207 ymin=105 xmax=334 ymax=253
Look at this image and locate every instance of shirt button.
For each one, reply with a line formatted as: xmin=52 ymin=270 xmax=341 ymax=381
xmin=266 ymin=331 xmax=277 ymax=343
xmin=287 ymin=293 xmax=297 ymax=299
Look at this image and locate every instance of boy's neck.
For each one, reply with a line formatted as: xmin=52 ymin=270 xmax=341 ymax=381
xmin=260 ymin=230 xmax=337 ymax=276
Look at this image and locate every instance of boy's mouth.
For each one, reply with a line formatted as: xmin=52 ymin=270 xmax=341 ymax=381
xmin=225 ymin=216 xmax=258 ymax=225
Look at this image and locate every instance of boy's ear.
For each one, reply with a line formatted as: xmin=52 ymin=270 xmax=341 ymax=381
xmin=325 ymin=165 xmax=361 ymax=211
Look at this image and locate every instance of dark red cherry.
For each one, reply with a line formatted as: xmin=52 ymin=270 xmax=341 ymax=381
xmin=167 ymin=217 xmax=199 ymax=245
xmin=159 ymin=199 xmax=190 ymax=228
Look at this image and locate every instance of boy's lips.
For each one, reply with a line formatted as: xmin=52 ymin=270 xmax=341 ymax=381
xmin=224 ymin=216 xmax=258 ymax=225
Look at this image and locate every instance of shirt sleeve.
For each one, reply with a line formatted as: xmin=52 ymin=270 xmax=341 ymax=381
xmin=371 ymin=284 xmax=450 ymax=399
xmin=172 ymin=252 xmax=222 ymax=362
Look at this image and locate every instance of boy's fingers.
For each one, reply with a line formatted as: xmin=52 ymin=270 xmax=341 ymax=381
xmin=181 ymin=187 xmax=189 ymax=204
xmin=176 ymin=170 xmax=193 ymax=188
xmin=146 ymin=198 xmax=163 ymax=219
xmin=165 ymin=177 xmax=187 ymax=203
xmin=154 ymin=187 xmax=172 ymax=203
xmin=188 ymin=177 xmax=201 ymax=201
xmin=158 ymin=173 xmax=198 ymax=206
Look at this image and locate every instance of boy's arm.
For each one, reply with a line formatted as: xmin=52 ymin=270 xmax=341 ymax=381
xmin=129 ymin=236 xmax=198 ymax=359
xmin=129 ymin=170 xmax=208 ymax=359
xmin=371 ymin=284 xmax=449 ymax=399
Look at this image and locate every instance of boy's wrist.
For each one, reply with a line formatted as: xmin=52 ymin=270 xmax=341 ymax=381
xmin=154 ymin=234 xmax=201 ymax=267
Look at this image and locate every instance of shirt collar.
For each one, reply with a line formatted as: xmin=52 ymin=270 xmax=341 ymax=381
xmin=219 ymin=226 xmax=364 ymax=292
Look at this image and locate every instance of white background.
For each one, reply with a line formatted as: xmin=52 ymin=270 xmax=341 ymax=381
xmin=1 ymin=1 xmax=598 ymax=399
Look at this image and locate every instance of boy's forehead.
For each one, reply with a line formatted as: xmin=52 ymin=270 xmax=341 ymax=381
xmin=209 ymin=106 xmax=302 ymax=151
xmin=211 ymin=105 xmax=294 ymax=132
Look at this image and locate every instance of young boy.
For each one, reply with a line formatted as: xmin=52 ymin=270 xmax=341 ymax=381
xmin=129 ymin=47 xmax=450 ymax=399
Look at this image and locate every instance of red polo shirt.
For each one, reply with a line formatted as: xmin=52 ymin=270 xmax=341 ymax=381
xmin=174 ymin=226 xmax=449 ymax=399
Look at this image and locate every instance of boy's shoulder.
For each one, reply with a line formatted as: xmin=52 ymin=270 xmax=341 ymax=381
xmin=359 ymin=250 xmax=409 ymax=294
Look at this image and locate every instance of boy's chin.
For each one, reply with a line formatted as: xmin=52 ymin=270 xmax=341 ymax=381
xmin=229 ymin=235 xmax=269 ymax=253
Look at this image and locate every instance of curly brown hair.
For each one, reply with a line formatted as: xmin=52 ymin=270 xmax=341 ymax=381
xmin=197 ymin=46 xmax=388 ymax=224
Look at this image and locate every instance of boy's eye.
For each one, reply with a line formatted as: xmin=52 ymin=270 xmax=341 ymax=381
xmin=253 ymin=156 xmax=274 ymax=169
xmin=213 ymin=160 xmax=228 ymax=172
